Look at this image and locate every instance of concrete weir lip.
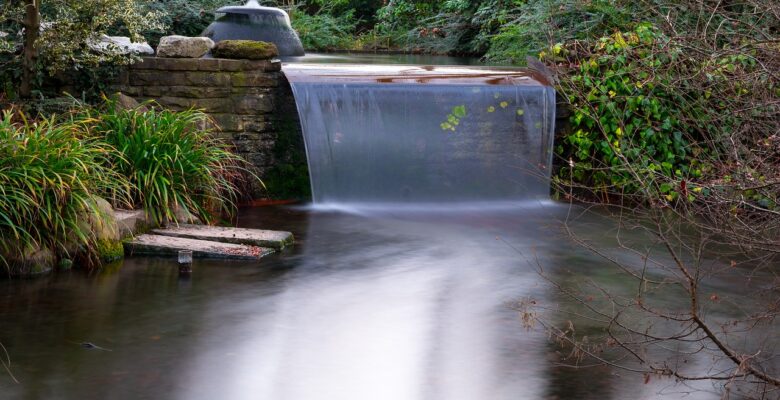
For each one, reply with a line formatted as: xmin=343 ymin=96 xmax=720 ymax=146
xmin=151 ymin=224 xmax=294 ymax=250
xmin=125 ymin=234 xmax=274 ymax=260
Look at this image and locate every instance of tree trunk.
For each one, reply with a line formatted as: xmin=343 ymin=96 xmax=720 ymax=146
xmin=20 ymin=0 xmax=40 ymax=98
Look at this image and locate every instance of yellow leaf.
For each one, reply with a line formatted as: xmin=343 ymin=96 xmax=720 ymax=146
xmin=614 ymin=32 xmax=628 ymax=49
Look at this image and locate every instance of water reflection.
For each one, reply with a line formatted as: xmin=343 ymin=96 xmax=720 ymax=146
xmin=0 ymin=205 xmax=764 ymax=399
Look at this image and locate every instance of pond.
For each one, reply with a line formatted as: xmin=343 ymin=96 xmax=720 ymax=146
xmin=0 ymin=204 xmax=766 ymax=400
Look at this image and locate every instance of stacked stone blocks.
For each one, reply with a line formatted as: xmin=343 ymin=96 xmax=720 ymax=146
xmin=113 ymin=57 xmax=288 ymax=195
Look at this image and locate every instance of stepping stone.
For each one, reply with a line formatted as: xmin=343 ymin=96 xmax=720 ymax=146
xmin=125 ymin=234 xmax=274 ymax=260
xmin=151 ymin=224 xmax=294 ymax=250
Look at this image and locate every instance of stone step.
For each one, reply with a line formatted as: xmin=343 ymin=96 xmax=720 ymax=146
xmin=124 ymin=234 xmax=274 ymax=260
xmin=151 ymin=224 xmax=294 ymax=250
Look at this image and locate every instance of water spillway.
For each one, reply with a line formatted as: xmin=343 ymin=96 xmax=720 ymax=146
xmin=284 ymin=64 xmax=556 ymax=206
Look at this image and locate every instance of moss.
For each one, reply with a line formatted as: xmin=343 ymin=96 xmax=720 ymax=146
xmin=263 ymin=116 xmax=311 ymax=200
xmin=231 ymin=72 xmax=246 ymax=86
xmin=96 ymin=239 xmax=124 ymax=264
xmin=58 ymin=258 xmax=74 ymax=271
xmin=212 ymin=40 xmax=279 ymax=60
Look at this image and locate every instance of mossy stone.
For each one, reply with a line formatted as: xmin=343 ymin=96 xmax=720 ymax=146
xmin=2 ymin=247 xmax=55 ymax=276
xmin=96 ymin=239 xmax=124 ymax=263
xmin=58 ymin=258 xmax=74 ymax=271
xmin=212 ymin=40 xmax=279 ymax=60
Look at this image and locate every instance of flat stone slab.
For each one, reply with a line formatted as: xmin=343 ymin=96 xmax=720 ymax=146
xmin=151 ymin=224 xmax=293 ymax=250
xmin=125 ymin=234 xmax=273 ymax=260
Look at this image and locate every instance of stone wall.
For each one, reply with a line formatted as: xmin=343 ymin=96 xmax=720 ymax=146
xmin=112 ymin=57 xmax=307 ymax=199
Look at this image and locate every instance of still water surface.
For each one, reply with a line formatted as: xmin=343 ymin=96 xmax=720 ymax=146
xmin=0 ymin=204 xmax=755 ymax=400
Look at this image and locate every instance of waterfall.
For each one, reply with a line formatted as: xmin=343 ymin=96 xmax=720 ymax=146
xmin=284 ymin=64 xmax=556 ymax=205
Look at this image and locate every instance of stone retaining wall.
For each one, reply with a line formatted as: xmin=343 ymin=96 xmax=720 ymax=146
xmin=112 ymin=57 xmax=305 ymax=199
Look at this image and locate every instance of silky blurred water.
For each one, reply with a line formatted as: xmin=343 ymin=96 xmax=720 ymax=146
xmin=284 ymin=64 xmax=555 ymax=205
xmin=1 ymin=205 xmax=766 ymax=400
xmin=1 ymin=56 xmax=773 ymax=400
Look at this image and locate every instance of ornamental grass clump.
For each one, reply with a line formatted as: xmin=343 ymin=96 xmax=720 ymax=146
xmin=0 ymin=111 xmax=128 ymax=270
xmin=90 ymin=103 xmax=254 ymax=226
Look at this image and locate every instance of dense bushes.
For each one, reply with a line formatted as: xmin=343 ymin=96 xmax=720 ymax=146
xmin=0 ymin=111 xmax=128 ymax=270
xmin=550 ymin=18 xmax=778 ymax=208
xmin=485 ymin=0 xmax=633 ymax=63
xmin=290 ymin=9 xmax=358 ymax=51
xmin=84 ymin=103 xmax=252 ymax=226
xmin=138 ymin=0 xmax=226 ymax=46
xmin=272 ymin=0 xmax=636 ymax=60
xmin=552 ymin=25 xmax=698 ymax=196
xmin=0 ymin=102 xmax=256 ymax=272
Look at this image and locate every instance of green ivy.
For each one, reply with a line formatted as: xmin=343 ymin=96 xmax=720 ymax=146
xmin=555 ymin=24 xmax=702 ymax=195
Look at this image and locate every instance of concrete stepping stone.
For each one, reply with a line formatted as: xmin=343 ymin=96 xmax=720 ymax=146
xmin=125 ymin=234 xmax=274 ymax=260
xmin=151 ymin=224 xmax=294 ymax=250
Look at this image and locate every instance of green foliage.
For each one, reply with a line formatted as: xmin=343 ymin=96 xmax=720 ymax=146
xmin=291 ymin=8 xmax=358 ymax=51
xmin=0 ymin=0 xmax=166 ymax=99
xmin=86 ymin=103 xmax=255 ymax=225
xmin=556 ymin=25 xmax=699 ymax=195
xmin=0 ymin=111 xmax=129 ymax=268
xmin=486 ymin=0 xmax=633 ymax=63
xmin=137 ymin=0 xmax=229 ymax=46
xmin=440 ymin=105 xmax=466 ymax=131
xmin=2 ymin=0 xmax=165 ymax=70
xmin=367 ymin=0 xmax=482 ymax=54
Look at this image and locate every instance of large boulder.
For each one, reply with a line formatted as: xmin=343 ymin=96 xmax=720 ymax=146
xmin=90 ymin=35 xmax=154 ymax=55
xmin=157 ymin=35 xmax=214 ymax=58
xmin=64 ymin=196 xmax=124 ymax=264
xmin=109 ymin=92 xmax=148 ymax=112
xmin=2 ymin=246 xmax=55 ymax=277
xmin=83 ymin=197 xmax=124 ymax=263
xmin=211 ymin=40 xmax=279 ymax=60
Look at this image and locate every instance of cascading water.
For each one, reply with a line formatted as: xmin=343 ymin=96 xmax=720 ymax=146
xmin=284 ymin=64 xmax=556 ymax=206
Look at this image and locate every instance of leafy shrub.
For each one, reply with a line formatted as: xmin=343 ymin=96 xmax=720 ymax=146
xmin=291 ymin=8 xmax=358 ymax=51
xmin=0 ymin=111 xmax=128 ymax=268
xmin=552 ymin=21 xmax=778 ymax=206
xmin=138 ymin=0 xmax=229 ymax=46
xmin=486 ymin=0 xmax=633 ymax=64
xmin=87 ymin=103 xmax=254 ymax=225
xmin=554 ymin=25 xmax=700 ymax=196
